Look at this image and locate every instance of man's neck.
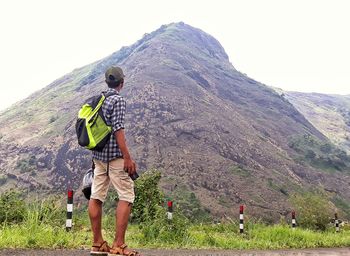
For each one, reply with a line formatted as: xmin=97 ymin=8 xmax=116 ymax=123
xmin=108 ymin=87 xmax=120 ymax=93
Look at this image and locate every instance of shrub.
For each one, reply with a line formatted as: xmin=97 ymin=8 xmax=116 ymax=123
xmin=332 ymin=196 xmax=350 ymax=219
xmin=16 ymin=156 xmax=36 ymax=173
xmin=167 ymin=185 xmax=212 ymax=223
xmin=140 ymin=205 xmax=189 ymax=243
xmin=290 ymin=192 xmax=332 ymax=231
xmin=49 ymin=116 xmax=58 ymax=123
xmin=132 ymin=169 xmax=164 ymax=224
xmin=320 ymin=143 xmax=332 ymax=153
xmin=130 ymin=170 xmax=190 ymax=243
xmin=0 ymin=190 xmax=27 ymax=224
xmin=305 ymin=150 xmax=316 ymax=159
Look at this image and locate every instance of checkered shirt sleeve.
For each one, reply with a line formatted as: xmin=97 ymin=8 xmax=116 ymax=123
xmin=111 ymin=96 xmax=126 ymax=133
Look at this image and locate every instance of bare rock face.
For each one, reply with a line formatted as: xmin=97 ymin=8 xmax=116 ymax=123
xmin=0 ymin=22 xmax=349 ymax=220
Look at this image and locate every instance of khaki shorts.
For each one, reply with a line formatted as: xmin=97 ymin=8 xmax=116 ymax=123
xmin=91 ymin=158 xmax=135 ymax=203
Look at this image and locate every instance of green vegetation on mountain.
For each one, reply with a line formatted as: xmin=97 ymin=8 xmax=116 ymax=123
xmin=288 ymin=134 xmax=350 ymax=173
xmin=285 ymin=92 xmax=350 ymax=153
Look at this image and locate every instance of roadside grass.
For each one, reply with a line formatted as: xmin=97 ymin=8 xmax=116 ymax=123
xmin=1 ymin=177 xmax=350 ymax=250
xmin=1 ymin=213 xmax=350 ymax=250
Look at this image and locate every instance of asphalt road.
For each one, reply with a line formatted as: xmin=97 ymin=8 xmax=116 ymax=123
xmin=0 ymin=248 xmax=350 ymax=256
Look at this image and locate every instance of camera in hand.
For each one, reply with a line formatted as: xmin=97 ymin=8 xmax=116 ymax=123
xmin=130 ymin=172 xmax=139 ymax=181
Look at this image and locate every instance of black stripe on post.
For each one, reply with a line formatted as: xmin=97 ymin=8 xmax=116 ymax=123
xmin=239 ymin=205 xmax=244 ymax=234
xmin=66 ymin=190 xmax=73 ymax=231
xmin=66 ymin=211 xmax=73 ymax=219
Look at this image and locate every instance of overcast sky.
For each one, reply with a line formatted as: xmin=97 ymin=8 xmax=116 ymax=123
xmin=0 ymin=0 xmax=349 ymax=111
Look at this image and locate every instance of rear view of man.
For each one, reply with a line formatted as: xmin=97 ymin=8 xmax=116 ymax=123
xmin=89 ymin=66 xmax=140 ymax=256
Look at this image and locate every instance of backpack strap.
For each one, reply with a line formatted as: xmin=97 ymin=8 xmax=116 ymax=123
xmin=106 ymin=140 xmax=110 ymax=177
xmin=103 ymin=90 xmax=117 ymax=98
xmin=101 ymin=90 xmax=116 ymax=177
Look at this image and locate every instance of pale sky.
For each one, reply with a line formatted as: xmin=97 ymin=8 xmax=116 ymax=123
xmin=0 ymin=0 xmax=349 ymax=111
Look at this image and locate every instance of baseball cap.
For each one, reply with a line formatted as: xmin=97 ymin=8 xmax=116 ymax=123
xmin=105 ymin=66 xmax=125 ymax=83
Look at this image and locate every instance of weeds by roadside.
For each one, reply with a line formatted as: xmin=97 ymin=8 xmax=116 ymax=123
xmin=1 ymin=171 xmax=350 ymax=250
xmin=1 ymin=217 xmax=350 ymax=250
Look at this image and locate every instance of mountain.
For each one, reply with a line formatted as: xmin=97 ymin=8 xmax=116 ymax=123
xmin=0 ymin=22 xmax=349 ymax=220
xmin=284 ymin=92 xmax=350 ymax=153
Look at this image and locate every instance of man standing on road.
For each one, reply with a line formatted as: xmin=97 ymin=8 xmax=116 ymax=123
xmin=88 ymin=66 xmax=140 ymax=256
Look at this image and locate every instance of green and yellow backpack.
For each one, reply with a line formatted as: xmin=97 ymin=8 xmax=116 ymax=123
xmin=75 ymin=91 xmax=116 ymax=151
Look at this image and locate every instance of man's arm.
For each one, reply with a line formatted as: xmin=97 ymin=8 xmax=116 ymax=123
xmin=115 ymin=129 xmax=136 ymax=175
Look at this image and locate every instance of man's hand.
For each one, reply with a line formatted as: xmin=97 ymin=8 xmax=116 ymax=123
xmin=115 ymin=129 xmax=136 ymax=175
xmin=124 ymin=157 xmax=137 ymax=175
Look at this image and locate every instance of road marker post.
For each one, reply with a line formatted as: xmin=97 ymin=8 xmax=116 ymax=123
xmin=335 ymin=213 xmax=340 ymax=232
xmin=240 ymin=205 xmax=244 ymax=233
xmin=167 ymin=201 xmax=173 ymax=220
xmin=66 ymin=190 xmax=73 ymax=231
xmin=292 ymin=211 xmax=296 ymax=229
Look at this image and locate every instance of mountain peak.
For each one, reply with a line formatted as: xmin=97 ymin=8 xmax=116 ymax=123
xmin=77 ymin=22 xmax=230 ymax=88
xmin=147 ymin=22 xmax=229 ymax=61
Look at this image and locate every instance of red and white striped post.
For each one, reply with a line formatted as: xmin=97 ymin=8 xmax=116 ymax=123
xmin=335 ymin=213 xmax=340 ymax=232
xmin=66 ymin=190 xmax=73 ymax=231
xmin=167 ymin=201 xmax=173 ymax=220
xmin=239 ymin=205 xmax=244 ymax=233
xmin=292 ymin=211 xmax=296 ymax=229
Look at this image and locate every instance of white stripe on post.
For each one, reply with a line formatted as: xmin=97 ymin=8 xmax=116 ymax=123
xmin=66 ymin=219 xmax=72 ymax=227
xmin=67 ymin=204 xmax=73 ymax=212
xmin=167 ymin=212 xmax=173 ymax=220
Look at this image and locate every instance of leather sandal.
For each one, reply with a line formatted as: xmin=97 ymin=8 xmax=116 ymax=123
xmin=90 ymin=240 xmax=110 ymax=255
xmin=109 ymin=244 xmax=140 ymax=256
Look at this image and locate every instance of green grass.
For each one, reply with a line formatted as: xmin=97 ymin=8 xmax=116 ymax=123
xmin=1 ymin=214 xmax=350 ymax=250
xmin=0 ymin=222 xmax=89 ymax=249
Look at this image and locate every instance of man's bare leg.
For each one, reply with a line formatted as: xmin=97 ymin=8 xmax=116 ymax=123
xmin=88 ymin=199 xmax=104 ymax=244
xmin=112 ymin=200 xmax=133 ymax=252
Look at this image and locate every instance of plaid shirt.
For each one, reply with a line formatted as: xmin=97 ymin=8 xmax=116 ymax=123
xmin=92 ymin=88 xmax=126 ymax=162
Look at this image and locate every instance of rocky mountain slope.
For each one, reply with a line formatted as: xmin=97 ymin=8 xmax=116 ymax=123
xmin=284 ymin=92 xmax=350 ymax=153
xmin=0 ymin=22 xmax=349 ymax=220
